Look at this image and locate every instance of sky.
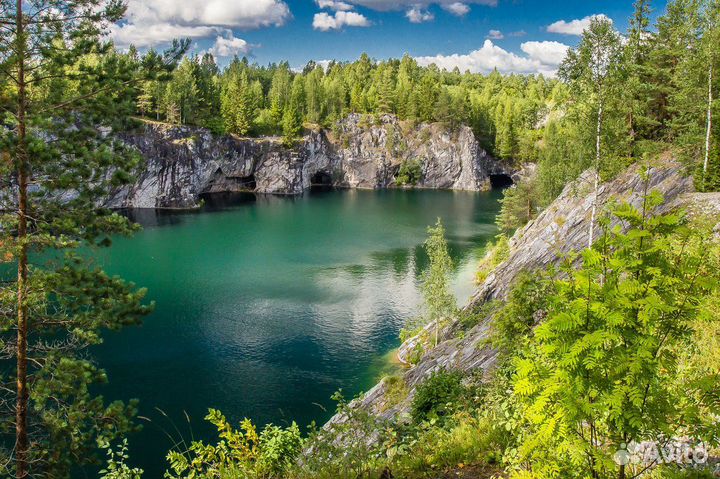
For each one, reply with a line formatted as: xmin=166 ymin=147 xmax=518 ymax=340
xmin=110 ymin=0 xmax=670 ymax=76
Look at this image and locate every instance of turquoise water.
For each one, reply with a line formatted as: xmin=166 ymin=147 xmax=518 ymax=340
xmin=91 ymin=188 xmax=502 ymax=476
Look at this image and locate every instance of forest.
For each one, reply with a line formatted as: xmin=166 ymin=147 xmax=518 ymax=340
xmin=0 ymin=0 xmax=719 ymax=478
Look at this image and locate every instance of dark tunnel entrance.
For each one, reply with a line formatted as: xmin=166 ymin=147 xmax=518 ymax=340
xmin=235 ymin=174 xmax=257 ymax=191
xmin=489 ymin=174 xmax=514 ymax=189
xmin=310 ymin=171 xmax=333 ymax=192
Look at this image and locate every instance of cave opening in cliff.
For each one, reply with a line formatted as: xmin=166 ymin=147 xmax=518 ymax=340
xmin=489 ymin=174 xmax=514 ymax=189
xmin=310 ymin=171 xmax=333 ymax=192
xmin=236 ymin=174 xmax=256 ymax=191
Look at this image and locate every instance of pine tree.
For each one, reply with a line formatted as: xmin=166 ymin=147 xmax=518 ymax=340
xmin=0 ymin=2 xmax=184 ymax=477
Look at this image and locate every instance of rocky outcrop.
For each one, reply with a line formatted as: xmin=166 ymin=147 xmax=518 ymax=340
xmin=326 ymin=158 xmax=695 ymax=426
xmin=107 ymin=114 xmax=511 ymax=209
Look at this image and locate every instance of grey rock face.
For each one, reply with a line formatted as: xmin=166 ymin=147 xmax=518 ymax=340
xmin=107 ymin=115 xmax=510 ymax=208
xmin=325 ymin=159 xmax=695 ymax=427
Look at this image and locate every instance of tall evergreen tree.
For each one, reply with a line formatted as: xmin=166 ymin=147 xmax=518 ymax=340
xmin=0 ymin=1 xmax=185 ymax=477
xmin=282 ymin=75 xmax=305 ymax=146
xmin=221 ymin=71 xmax=253 ymax=135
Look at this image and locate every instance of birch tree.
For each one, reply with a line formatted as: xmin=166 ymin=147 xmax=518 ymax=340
xmin=559 ymin=17 xmax=624 ymax=247
xmin=420 ymin=220 xmax=457 ymax=347
xmin=702 ymin=0 xmax=719 ymax=187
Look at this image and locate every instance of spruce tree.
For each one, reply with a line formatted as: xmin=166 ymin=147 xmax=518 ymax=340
xmin=282 ymin=75 xmax=305 ymax=147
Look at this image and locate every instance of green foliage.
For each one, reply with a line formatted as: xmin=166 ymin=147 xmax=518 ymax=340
xmin=165 ymin=409 xmax=302 ymax=479
xmin=296 ymin=391 xmax=392 ymax=479
xmin=418 ymin=219 xmax=457 ymax=347
xmin=395 ymin=159 xmax=423 ymax=186
xmin=389 ymin=412 xmax=507 ymax=479
xmin=475 ymin=234 xmax=510 ymax=284
xmin=497 ymin=178 xmax=541 ymax=233
xmin=511 ymin=192 xmax=719 ymax=479
xmin=380 ymin=375 xmax=409 ymax=412
xmin=489 ymin=271 xmax=554 ymax=355
xmin=0 ymin=2 xmax=183 ymax=476
xmin=411 ymin=370 xmax=465 ymax=424
xmin=99 ymin=439 xmax=144 ymax=479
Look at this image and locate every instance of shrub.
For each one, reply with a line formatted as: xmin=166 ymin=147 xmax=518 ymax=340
xmin=165 ymin=409 xmax=302 ymax=479
xmin=396 ymin=159 xmax=423 ymax=186
xmin=390 ymin=413 xmax=507 ymax=478
xmin=411 ymin=370 xmax=464 ymax=424
xmin=475 ymin=235 xmax=510 ymax=284
xmin=489 ymin=270 xmax=553 ymax=354
xmin=381 ymin=375 xmax=409 ymax=412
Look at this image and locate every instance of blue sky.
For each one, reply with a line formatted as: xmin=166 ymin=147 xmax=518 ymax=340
xmin=111 ymin=0 xmax=669 ymax=75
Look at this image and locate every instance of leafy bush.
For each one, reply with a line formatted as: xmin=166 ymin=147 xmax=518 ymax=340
xmin=411 ymin=370 xmax=465 ymax=424
xmin=165 ymin=409 xmax=302 ymax=479
xmin=296 ymin=391 xmax=391 ymax=479
xmin=390 ymin=412 xmax=507 ymax=478
xmin=475 ymin=234 xmax=510 ymax=284
xmin=98 ymin=439 xmax=143 ymax=479
xmin=396 ymin=159 xmax=422 ymax=186
xmin=380 ymin=375 xmax=409 ymax=412
xmin=489 ymin=270 xmax=553 ymax=354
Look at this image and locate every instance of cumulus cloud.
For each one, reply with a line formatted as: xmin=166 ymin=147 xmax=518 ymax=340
xmin=111 ymin=0 xmax=291 ymax=47
xmin=547 ymin=14 xmax=612 ymax=36
xmin=341 ymin=0 xmax=496 ymax=12
xmin=442 ymin=2 xmax=470 ymax=16
xmin=111 ymin=23 xmax=222 ymax=47
xmin=316 ymin=0 xmax=354 ymax=11
xmin=313 ymin=11 xmax=372 ymax=31
xmin=415 ymin=39 xmax=570 ymax=76
xmin=487 ymin=29 xmax=504 ymax=40
xmin=520 ymin=41 xmax=569 ymax=66
xmin=208 ymin=34 xmax=252 ymax=57
xmin=406 ymin=7 xmax=435 ymax=23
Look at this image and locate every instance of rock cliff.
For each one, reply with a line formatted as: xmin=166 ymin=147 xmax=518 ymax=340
xmin=326 ymin=158 xmax=696 ymax=427
xmin=106 ymin=114 xmax=510 ymax=209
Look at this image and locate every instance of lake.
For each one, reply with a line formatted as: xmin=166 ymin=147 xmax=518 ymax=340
xmin=91 ymin=188 xmax=502 ymax=476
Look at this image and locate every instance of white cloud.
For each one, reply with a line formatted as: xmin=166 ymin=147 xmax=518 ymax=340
xmin=406 ymin=7 xmax=434 ymax=23
xmin=313 ymin=11 xmax=372 ymax=31
xmin=547 ymin=14 xmax=612 ymax=36
xmin=415 ymin=39 xmax=570 ymax=76
xmin=208 ymin=34 xmax=252 ymax=57
xmin=341 ymin=0 xmax=496 ymax=12
xmin=487 ymin=29 xmax=503 ymax=40
xmin=509 ymin=30 xmax=527 ymax=37
xmin=442 ymin=2 xmax=470 ymax=16
xmin=316 ymin=0 xmax=354 ymax=11
xmin=520 ymin=41 xmax=569 ymax=66
xmin=111 ymin=23 xmax=222 ymax=47
xmin=111 ymin=0 xmax=291 ymax=47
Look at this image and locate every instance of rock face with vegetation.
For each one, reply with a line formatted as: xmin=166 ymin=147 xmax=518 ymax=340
xmin=106 ymin=114 xmax=510 ymax=208
xmin=329 ymin=159 xmax=696 ymax=426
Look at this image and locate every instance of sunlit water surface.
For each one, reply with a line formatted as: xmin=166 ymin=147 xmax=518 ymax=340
xmin=89 ymin=188 xmax=502 ymax=476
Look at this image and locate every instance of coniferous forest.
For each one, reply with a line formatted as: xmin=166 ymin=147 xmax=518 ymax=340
xmin=1 ymin=0 xmax=720 ymax=478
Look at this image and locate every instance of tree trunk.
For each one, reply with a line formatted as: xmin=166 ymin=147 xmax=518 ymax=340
xmin=588 ymin=100 xmax=603 ymax=248
xmin=15 ymin=0 xmax=30 ymax=476
xmin=704 ymin=62 xmax=713 ymax=186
